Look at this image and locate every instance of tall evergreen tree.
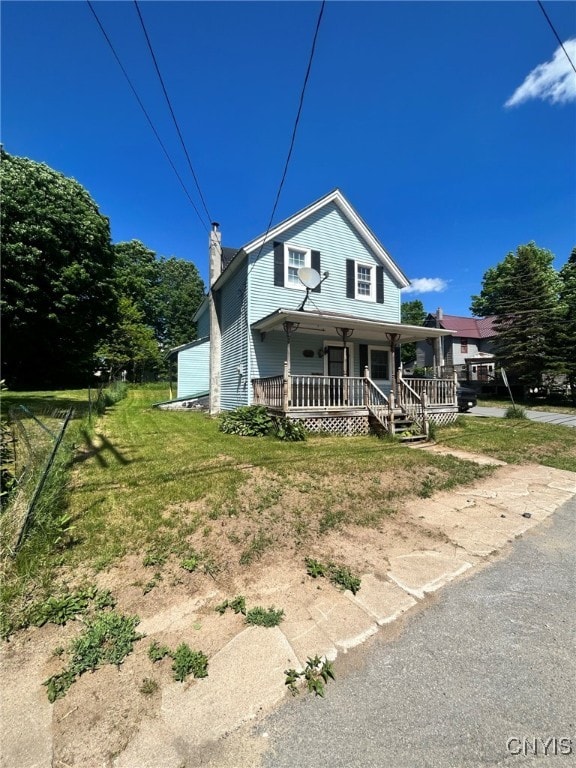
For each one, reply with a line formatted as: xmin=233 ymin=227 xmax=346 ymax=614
xmin=558 ymin=247 xmax=576 ymax=403
xmin=476 ymin=243 xmax=562 ymax=386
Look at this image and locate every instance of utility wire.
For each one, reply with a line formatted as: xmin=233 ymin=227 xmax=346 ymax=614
xmin=250 ymin=0 xmax=326 ymax=271
xmin=133 ymin=1 xmax=213 ymax=225
xmin=537 ymin=0 xmax=576 ymax=75
xmin=86 ymin=0 xmax=209 ymax=232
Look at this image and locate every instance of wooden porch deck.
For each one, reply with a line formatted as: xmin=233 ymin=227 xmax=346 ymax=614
xmin=252 ymin=366 xmax=458 ymax=437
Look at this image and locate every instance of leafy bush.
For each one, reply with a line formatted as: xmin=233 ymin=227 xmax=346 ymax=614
xmin=30 ymin=586 xmax=116 ymax=627
xmin=273 ymin=416 xmax=307 ymax=442
xmin=219 ymin=406 xmax=274 ymax=437
xmin=94 ymin=382 xmax=128 ymax=415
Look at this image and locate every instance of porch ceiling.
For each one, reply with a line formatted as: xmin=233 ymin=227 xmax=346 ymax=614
xmin=252 ymin=309 xmax=455 ymax=344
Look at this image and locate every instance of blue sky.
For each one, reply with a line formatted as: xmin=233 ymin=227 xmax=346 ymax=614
xmin=2 ymin=0 xmax=575 ymax=316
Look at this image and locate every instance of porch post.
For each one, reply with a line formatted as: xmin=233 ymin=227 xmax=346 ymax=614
xmin=385 ymin=332 xmax=400 ymax=406
xmin=453 ymin=370 xmax=459 ymax=406
xmin=363 ymin=365 xmax=370 ymax=406
xmin=283 ymin=361 xmax=290 ymax=413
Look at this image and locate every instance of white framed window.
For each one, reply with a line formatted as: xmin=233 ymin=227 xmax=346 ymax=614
xmin=356 ymin=263 xmax=375 ymax=301
xmin=285 ymin=246 xmax=311 ymax=289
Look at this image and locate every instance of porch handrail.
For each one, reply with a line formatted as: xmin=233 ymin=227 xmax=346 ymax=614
xmin=397 ymin=371 xmax=427 ymax=435
xmin=363 ymin=375 xmax=391 ymax=432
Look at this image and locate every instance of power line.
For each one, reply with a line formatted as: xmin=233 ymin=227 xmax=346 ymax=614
xmin=537 ymin=0 xmax=576 ymax=75
xmin=86 ymin=0 xmax=209 ymax=233
xmin=250 ymin=0 xmax=326 ymax=271
xmin=133 ymin=1 xmax=213 ymax=225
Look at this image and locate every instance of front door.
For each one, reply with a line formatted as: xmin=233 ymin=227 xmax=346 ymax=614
xmin=327 ymin=346 xmax=349 ymax=377
xmin=326 ymin=346 xmax=349 ymax=405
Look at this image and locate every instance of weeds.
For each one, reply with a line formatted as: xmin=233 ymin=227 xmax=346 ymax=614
xmin=305 ymin=558 xmax=361 ymax=595
xmin=140 ymin=677 xmax=159 ymax=696
xmin=285 ymin=655 xmax=335 ymax=697
xmin=239 ymin=530 xmax=273 ymax=565
xmin=29 ymin=586 xmax=116 ymax=627
xmin=43 ymin=611 xmax=143 ymax=702
xmin=216 ymin=597 xmax=283 ymax=627
xmin=148 ymin=640 xmax=171 ymax=662
xmin=505 ymin=405 xmax=527 ymax=419
xmin=245 ymin=606 xmax=284 ymax=627
xmin=171 ymin=643 xmax=209 ymax=682
xmin=215 ymin=595 xmax=246 ymax=615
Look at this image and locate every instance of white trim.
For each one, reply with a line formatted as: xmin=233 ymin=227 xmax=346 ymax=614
xmin=241 ymin=189 xmax=410 ymax=288
xmin=355 ymin=262 xmax=376 ymax=302
xmin=284 ymin=244 xmax=311 ymax=290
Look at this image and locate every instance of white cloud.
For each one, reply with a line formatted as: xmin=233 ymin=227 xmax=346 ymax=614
xmin=505 ymin=39 xmax=576 ymax=107
xmin=402 ymin=277 xmax=448 ymax=294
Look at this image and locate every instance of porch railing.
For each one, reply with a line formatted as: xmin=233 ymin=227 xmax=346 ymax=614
xmin=405 ymin=375 xmax=458 ymax=406
xmin=291 ymin=375 xmax=365 ymax=409
xmin=252 ymin=375 xmax=284 ymax=409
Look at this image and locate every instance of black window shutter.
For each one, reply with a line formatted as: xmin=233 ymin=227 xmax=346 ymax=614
xmin=359 ymin=344 xmax=368 ymax=376
xmin=376 ymin=265 xmax=384 ymax=304
xmin=346 ymin=259 xmax=355 ymax=299
xmin=273 ymin=242 xmax=284 ymax=286
xmin=311 ymin=250 xmax=321 ymax=292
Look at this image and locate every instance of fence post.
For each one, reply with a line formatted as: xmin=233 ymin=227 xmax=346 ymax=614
xmin=422 ymin=391 xmax=429 ymax=438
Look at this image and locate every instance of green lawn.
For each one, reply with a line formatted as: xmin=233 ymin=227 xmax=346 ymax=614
xmin=435 ymin=415 xmax=576 ymax=472
xmin=477 ymin=397 xmax=576 ymax=415
xmin=2 ymin=383 xmax=574 ymax=636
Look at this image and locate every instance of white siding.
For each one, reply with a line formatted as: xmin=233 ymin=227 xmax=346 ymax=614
xmin=177 ymin=339 xmax=210 ymax=398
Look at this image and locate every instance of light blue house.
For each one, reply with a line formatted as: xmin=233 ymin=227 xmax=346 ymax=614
xmin=177 ymin=190 xmax=455 ymax=436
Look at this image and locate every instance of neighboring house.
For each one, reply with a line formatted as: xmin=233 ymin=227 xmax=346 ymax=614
xmin=415 ymin=309 xmax=496 ymax=383
xmin=173 ymin=189 xmax=455 ymax=436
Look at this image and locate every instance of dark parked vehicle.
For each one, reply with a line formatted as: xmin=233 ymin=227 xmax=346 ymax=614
xmin=457 ymin=386 xmax=477 ymax=412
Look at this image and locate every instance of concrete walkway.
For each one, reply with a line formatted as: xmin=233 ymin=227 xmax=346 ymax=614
xmin=111 ymin=460 xmax=575 ymax=768
xmin=467 ymin=406 xmax=576 ymax=428
xmin=2 ymin=456 xmax=575 ymax=768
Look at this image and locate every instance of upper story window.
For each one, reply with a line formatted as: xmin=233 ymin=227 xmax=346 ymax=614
xmin=346 ymin=259 xmax=384 ymax=304
xmin=460 ymin=338 xmax=468 ymax=353
xmin=356 ymin=263 xmax=374 ymax=301
xmin=275 ymin=241 xmax=321 ymax=291
xmin=286 ymin=247 xmax=310 ymax=289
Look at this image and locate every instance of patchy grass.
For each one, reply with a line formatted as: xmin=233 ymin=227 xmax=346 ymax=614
xmin=435 ymin=416 xmax=576 ymax=472
xmin=1 ymin=384 xmax=517 ymax=635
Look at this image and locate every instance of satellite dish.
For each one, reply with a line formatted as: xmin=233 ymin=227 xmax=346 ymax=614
xmin=298 ymin=267 xmax=321 ymax=289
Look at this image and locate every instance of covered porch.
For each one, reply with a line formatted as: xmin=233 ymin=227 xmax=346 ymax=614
xmin=251 ymin=309 xmax=457 ymax=438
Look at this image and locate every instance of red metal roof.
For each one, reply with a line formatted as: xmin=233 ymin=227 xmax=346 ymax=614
xmin=440 ymin=314 xmax=496 ymax=339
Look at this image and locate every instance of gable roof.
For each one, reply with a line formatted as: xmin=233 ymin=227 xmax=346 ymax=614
xmin=426 ymin=313 xmax=496 ymax=339
xmin=214 ymin=189 xmax=410 ymax=290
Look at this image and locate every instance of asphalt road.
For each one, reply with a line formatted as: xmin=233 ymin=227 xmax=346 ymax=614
xmin=467 ymin=407 xmax=576 ymax=429
xmin=259 ymin=497 xmax=576 ymax=768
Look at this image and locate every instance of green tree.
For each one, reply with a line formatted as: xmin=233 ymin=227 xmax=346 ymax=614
xmin=156 ymin=257 xmax=205 ymax=350
xmin=477 ymin=243 xmax=562 ymax=386
xmin=113 ymin=241 xmax=161 ymax=331
xmin=558 ymin=247 xmax=576 ymax=404
xmin=96 ymin=297 xmax=161 ymax=381
xmin=0 ymin=149 xmax=117 ymax=388
xmin=400 ymin=299 xmax=425 ymax=364
xmin=470 ymin=253 xmax=516 ymax=317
